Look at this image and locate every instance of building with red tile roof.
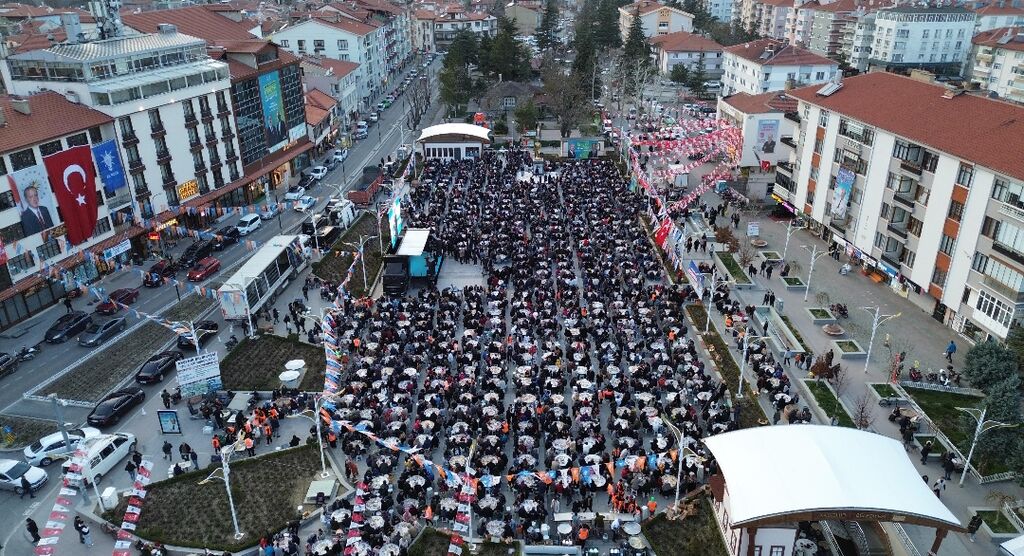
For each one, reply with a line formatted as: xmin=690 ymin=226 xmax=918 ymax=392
xmin=723 ymin=39 xmax=838 ymax=96
xmin=650 ymin=31 xmax=724 ymax=77
xmin=974 ymin=2 xmax=1024 ymax=32
xmin=717 ymin=91 xmax=798 ymax=171
xmin=773 ymin=72 xmax=1024 ymax=341
xmin=617 ymin=0 xmax=694 ymax=42
xmin=967 ymin=26 xmax=1024 ymax=104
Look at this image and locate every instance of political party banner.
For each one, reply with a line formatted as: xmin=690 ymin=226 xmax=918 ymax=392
xmin=259 ymin=70 xmax=288 ymax=153
xmin=566 ymin=139 xmax=598 ymax=159
xmin=388 ymin=197 xmax=403 ymax=248
xmin=756 ymin=119 xmax=779 ymax=154
xmin=111 ymin=459 xmax=154 ymax=556
xmin=44 ymin=146 xmax=98 ymax=245
xmin=92 ymin=139 xmax=126 ymax=194
xmin=9 ymin=163 xmax=59 ymax=237
xmin=175 ymin=351 xmax=222 ymax=397
xmin=832 ymin=167 xmax=855 ymax=219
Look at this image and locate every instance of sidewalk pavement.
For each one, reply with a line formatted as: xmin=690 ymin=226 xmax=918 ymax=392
xmin=690 ymin=196 xmax=1023 ymax=555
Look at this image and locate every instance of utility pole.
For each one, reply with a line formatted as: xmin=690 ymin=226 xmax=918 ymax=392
xmin=48 ymin=394 xmax=72 ymax=460
xmin=861 ymin=306 xmax=900 ymax=374
xmin=956 ymin=406 xmax=1017 ymax=487
xmin=801 ymin=244 xmax=827 ymax=302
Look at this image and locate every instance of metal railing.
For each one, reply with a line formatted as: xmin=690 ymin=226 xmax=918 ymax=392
xmin=820 ymin=520 xmax=847 ymax=556
xmin=890 ymin=523 xmax=922 ymax=556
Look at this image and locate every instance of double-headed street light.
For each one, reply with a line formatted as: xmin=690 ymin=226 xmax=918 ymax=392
xmin=737 ymin=333 xmax=770 ymax=398
xmin=956 ymin=406 xmax=1018 ymax=487
xmin=288 ymin=389 xmax=342 ymax=479
xmin=861 ymin=306 xmax=900 ymax=374
xmin=801 ymin=244 xmax=828 ymax=302
xmin=781 ymin=218 xmax=805 ymax=261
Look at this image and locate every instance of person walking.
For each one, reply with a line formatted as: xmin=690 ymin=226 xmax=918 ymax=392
xmin=189 ymin=449 xmax=199 ymax=469
xmin=74 ymin=516 xmax=87 ymax=543
xmin=945 ymin=340 xmax=957 ymax=362
xmin=932 ymin=477 xmax=946 ymax=498
xmin=245 ymin=436 xmax=255 ymax=457
xmin=81 ymin=523 xmax=93 ymax=547
xmin=125 ymin=459 xmax=137 ymax=481
xmin=283 ymin=314 xmax=292 ymax=334
xmin=920 ymin=440 xmax=932 ymax=464
xmin=162 ymin=440 xmax=173 ymax=460
xmin=966 ymin=513 xmax=983 ymax=542
xmin=20 ymin=475 xmax=34 ymax=499
xmin=272 ymin=308 xmax=280 ymax=324
xmin=161 ymin=389 xmax=171 ymax=409
xmin=783 ymin=349 xmax=793 ymax=366
xmin=26 ymin=518 xmax=40 ymax=544
xmin=941 ymin=453 xmax=956 ymax=480
xmin=302 ymin=284 xmax=309 ymax=302
xmin=63 ymin=296 xmax=73 ymax=313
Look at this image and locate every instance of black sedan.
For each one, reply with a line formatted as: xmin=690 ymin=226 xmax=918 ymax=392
xmin=135 ymin=351 xmax=184 ymax=384
xmin=180 ymin=239 xmax=214 ymax=269
xmin=211 ymin=226 xmax=240 ymax=250
xmin=77 ymin=317 xmax=127 ymax=347
xmin=86 ymin=387 xmax=145 ymax=427
xmin=176 ymin=320 xmax=219 ymax=350
xmin=142 ymin=260 xmax=176 ymax=287
xmin=44 ymin=311 xmax=93 ymax=343
xmin=0 ymin=352 xmax=17 ymax=379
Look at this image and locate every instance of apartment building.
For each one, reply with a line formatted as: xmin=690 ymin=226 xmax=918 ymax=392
xmin=806 ymin=0 xmax=862 ymax=57
xmin=968 ymin=26 xmax=1024 ymax=104
xmin=505 ymin=0 xmax=543 ymax=35
xmin=318 ymin=0 xmax=413 ymax=82
xmin=618 ymin=0 xmax=695 ymax=42
xmin=840 ymin=7 xmax=878 ymax=71
xmin=717 ymin=91 xmax=798 ymax=199
xmin=734 ymin=0 xmax=794 ymax=41
xmin=868 ymin=7 xmax=975 ymax=74
xmin=650 ymin=31 xmax=725 ymax=78
xmin=774 ymin=72 xmax=1024 ymax=341
xmin=301 ymin=56 xmax=361 ymax=126
xmin=431 ymin=10 xmax=497 ymax=46
xmin=305 ymin=88 xmax=340 ymax=156
xmin=413 ymin=9 xmax=438 ymax=53
xmin=973 ymin=2 xmax=1024 ymax=32
xmin=0 ymin=93 xmax=121 ymax=328
xmin=722 ymin=38 xmax=838 ymax=95
xmin=703 ymin=0 xmax=734 ymax=22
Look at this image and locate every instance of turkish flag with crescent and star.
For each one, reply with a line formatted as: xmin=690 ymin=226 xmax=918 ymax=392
xmin=44 ymin=145 xmax=98 ymax=246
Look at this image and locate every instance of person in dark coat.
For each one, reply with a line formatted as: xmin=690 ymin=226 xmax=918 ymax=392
xmin=26 ymin=518 xmax=40 ymax=544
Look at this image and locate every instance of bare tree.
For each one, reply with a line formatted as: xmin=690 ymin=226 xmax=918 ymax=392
xmin=405 ymin=72 xmax=432 ymax=132
xmin=828 ymin=362 xmax=849 ymax=399
xmin=738 ymin=245 xmax=756 ymax=268
xmin=851 ymin=394 xmax=876 ymax=430
xmin=542 ymin=64 xmax=590 ymax=138
xmin=619 ymin=61 xmax=657 ymax=109
xmin=815 ymin=291 xmax=831 ymax=307
xmin=884 ymin=336 xmax=914 ymax=381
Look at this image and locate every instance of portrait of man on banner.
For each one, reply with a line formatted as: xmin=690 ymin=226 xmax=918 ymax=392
xmin=8 ymin=164 xmax=59 ymax=237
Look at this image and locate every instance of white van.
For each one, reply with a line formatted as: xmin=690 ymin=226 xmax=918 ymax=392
xmin=61 ymin=432 xmax=136 ymax=486
xmin=236 ymin=213 xmax=261 ymax=235
xmin=327 ymin=198 xmax=358 ymax=230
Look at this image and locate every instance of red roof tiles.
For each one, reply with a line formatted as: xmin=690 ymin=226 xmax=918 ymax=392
xmin=725 ymin=38 xmax=837 ymax=66
xmin=972 ymin=26 xmax=1024 ymax=52
xmin=786 ymin=72 xmax=1024 ymax=182
xmin=722 ymin=91 xmax=798 ymax=114
xmin=650 ymin=31 xmax=723 ymax=53
xmin=0 ymin=92 xmax=113 ymax=154
xmin=122 ymin=5 xmax=258 ymax=41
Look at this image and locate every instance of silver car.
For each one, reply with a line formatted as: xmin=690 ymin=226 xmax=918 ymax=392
xmin=78 ymin=317 xmax=127 ymax=347
xmin=23 ymin=427 xmax=101 ymax=466
xmin=0 ymin=459 xmax=47 ymax=495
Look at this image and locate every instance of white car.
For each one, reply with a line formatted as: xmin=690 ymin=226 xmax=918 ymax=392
xmin=24 ymin=427 xmax=101 ymax=466
xmin=294 ymin=195 xmax=316 ymax=212
xmin=284 ymin=185 xmax=305 ymax=201
xmin=309 ymin=166 xmax=328 ymax=180
xmin=0 ymin=459 xmax=48 ymax=495
xmin=333 ymin=149 xmax=349 ymax=163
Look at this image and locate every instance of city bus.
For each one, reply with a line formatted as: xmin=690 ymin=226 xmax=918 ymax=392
xmin=217 ymin=234 xmax=310 ymax=322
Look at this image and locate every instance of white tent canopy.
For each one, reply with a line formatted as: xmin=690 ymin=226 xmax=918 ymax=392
xmin=396 ymin=229 xmax=430 ymax=257
xmin=417 ymin=123 xmax=492 ymax=143
xmin=703 ymin=425 xmax=961 ymax=529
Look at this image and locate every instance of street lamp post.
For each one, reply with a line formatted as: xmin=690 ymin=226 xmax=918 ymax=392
xmin=737 ymin=333 xmax=770 ymax=398
xmin=344 ymin=235 xmax=378 ymax=292
xmin=288 ymin=391 xmax=338 ymax=479
xmin=956 ymin=406 xmax=1018 ymax=487
xmin=200 ymin=445 xmax=245 ymax=540
xmin=781 ymin=218 xmax=805 ymax=261
xmin=861 ymin=306 xmax=901 ymax=374
xmin=801 ymin=244 xmax=827 ymax=302
xmin=47 ymin=394 xmax=73 ymax=462
xmin=703 ymin=268 xmax=723 ymax=334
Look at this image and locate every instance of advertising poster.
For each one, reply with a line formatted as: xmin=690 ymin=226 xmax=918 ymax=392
xmin=832 ymin=167 xmax=855 ymax=219
xmin=157 ymin=410 xmax=182 ymax=434
xmin=8 ymin=163 xmax=59 ymax=237
xmin=388 ymin=197 xmax=403 ymax=248
xmin=567 ymin=139 xmax=598 ymax=159
xmin=756 ymin=119 xmax=779 ymax=154
xmin=175 ymin=351 xmax=222 ymax=397
xmin=259 ymin=70 xmax=288 ymax=153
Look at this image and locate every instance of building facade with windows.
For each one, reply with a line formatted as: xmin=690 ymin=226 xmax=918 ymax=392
xmin=618 ymin=0 xmax=695 ymax=41
xmin=867 ymin=7 xmax=975 ymax=74
xmin=722 ymin=39 xmax=838 ymax=96
xmin=0 ymin=92 xmax=122 ymax=330
xmin=968 ymin=27 xmax=1024 ymax=104
xmin=973 ymin=3 xmax=1024 ymax=33
xmin=774 ymin=72 xmax=1024 ymax=342
xmin=651 ymin=31 xmax=724 ymax=78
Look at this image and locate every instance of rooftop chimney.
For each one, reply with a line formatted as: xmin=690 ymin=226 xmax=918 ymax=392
xmin=11 ymin=98 xmax=31 ymax=115
xmin=60 ymin=13 xmax=83 ymax=44
xmin=157 ymin=23 xmax=178 ymax=34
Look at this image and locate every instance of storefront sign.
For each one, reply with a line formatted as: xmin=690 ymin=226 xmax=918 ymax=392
xmin=177 ymin=180 xmax=199 ymax=203
xmin=175 ymin=351 xmax=222 ymax=397
xmin=879 ymin=262 xmax=898 ymax=277
xmin=102 ymin=239 xmax=132 ymax=260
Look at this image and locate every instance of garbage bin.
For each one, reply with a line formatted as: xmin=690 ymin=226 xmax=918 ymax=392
xmin=775 ymin=299 xmax=784 ymax=313
xmin=101 ymin=486 xmax=117 ymax=510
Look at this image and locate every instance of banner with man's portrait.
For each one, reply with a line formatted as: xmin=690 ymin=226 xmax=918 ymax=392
xmin=8 ymin=164 xmax=60 ymax=237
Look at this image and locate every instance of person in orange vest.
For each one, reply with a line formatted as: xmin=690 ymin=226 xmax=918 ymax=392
xmin=424 ymin=504 xmax=434 ymax=523
xmin=244 ymin=436 xmax=255 ymax=457
xmin=211 ymin=436 xmax=221 ymax=452
xmin=263 ymin=423 xmax=273 ymax=446
xmin=606 ymin=482 xmax=615 ymax=505
xmin=577 ymin=525 xmax=590 ymax=547
xmin=647 ymin=497 xmax=657 ymax=517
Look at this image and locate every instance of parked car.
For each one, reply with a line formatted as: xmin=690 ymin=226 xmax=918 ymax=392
xmin=0 ymin=459 xmax=47 ymax=495
xmin=95 ymin=288 xmax=140 ymax=315
xmin=142 ymin=260 xmax=175 ymax=287
xmin=45 ymin=311 xmax=93 ymax=343
xmin=60 ymin=433 xmax=136 ymax=485
xmin=187 ymin=256 xmax=221 ymax=281
xmin=325 ymin=157 xmax=339 ymax=171
xmin=86 ymin=388 xmax=145 ymax=427
xmin=285 ymin=185 xmax=306 ymax=201
xmin=294 ymin=195 xmax=316 ymax=213
xmin=309 ymin=166 xmax=328 ymax=180
xmin=23 ymin=427 xmax=101 ymax=466
xmin=177 ymin=320 xmax=219 ymax=349
xmin=333 ymin=149 xmax=349 ymax=163
xmin=237 ymin=214 xmax=263 ymax=235
xmin=180 ymin=239 xmax=214 ymax=269
xmin=369 ymin=111 xmax=380 ymax=123
xmin=297 ymin=173 xmax=316 ymax=190
xmin=259 ymin=203 xmax=281 ymax=221
xmin=78 ymin=317 xmax=127 ymax=347
xmin=0 ymin=352 xmax=17 ymax=379
xmin=376 ymin=101 xmax=386 ymax=111
xmin=212 ymin=226 xmax=240 ymax=250
xmin=134 ymin=351 xmax=184 ymax=384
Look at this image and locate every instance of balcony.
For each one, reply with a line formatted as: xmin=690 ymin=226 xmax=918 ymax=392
xmin=127 ymin=159 xmax=145 ymax=173
xmin=217 ymin=104 xmax=230 ymax=116
xmin=201 ymin=110 xmax=214 ymax=123
xmin=993 ymin=241 xmax=1024 ymax=266
xmin=784 ymin=112 xmax=800 ymax=123
xmin=184 ymin=112 xmax=197 ymax=124
xmin=973 ymin=64 xmax=992 ymax=75
xmin=976 ymin=52 xmax=993 ymax=63
xmin=998 ymin=203 xmax=1024 ymax=223
xmin=899 ymin=159 xmax=923 ymax=176
xmin=205 ymin=134 xmax=218 ymax=145
xmin=150 ymin=124 xmax=166 ymax=138
xmin=156 ymin=150 xmax=172 ymax=163
xmin=777 ymin=161 xmax=794 ymax=177
xmin=887 ymin=222 xmax=908 ymax=239
xmin=780 ymin=136 xmax=797 ymax=149
xmin=881 ymin=251 xmax=901 ymax=268
xmin=161 ymin=175 xmax=176 ymax=188
xmin=194 ymin=160 xmax=206 ymax=173
xmin=893 ymin=192 xmax=915 ymax=208
xmin=121 ymin=131 xmax=138 ymax=146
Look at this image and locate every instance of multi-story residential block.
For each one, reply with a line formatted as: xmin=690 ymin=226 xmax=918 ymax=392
xmin=123 ymin=8 xmax=312 ymax=207
xmin=413 ymin=9 xmax=438 ymax=53
xmin=2 ymin=26 xmax=241 ymax=217
xmin=318 ymin=0 xmax=413 ymax=83
xmin=722 ymin=38 xmax=838 ymax=95
xmin=301 ymin=56 xmax=361 ymax=127
xmin=806 ymin=0 xmax=861 ymax=57
xmin=431 ymin=9 xmax=497 ymax=47
xmin=717 ymin=91 xmax=798 ymax=199
xmin=305 ymin=88 xmax=340 ymax=156
xmin=840 ymin=7 xmax=878 ymax=71
xmin=618 ymin=0 xmax=694 ymax=42
xmin=774 ymin=72 xmax=1024 ymax=341
xmin=968 ymin=26 xmax=1024 ymax=104
xmin=505 ymin=0 xmax=543 ymax=35
xmin=734 ymin=0 xmax=794 ymax=41
xmin=703 ymin=0 xmax=734 ymax=22
xmin=0 ymin=92 xmax=121 ymax=326
xmin=650 ymin=31 xmax=725 ymax=79
xmin=867 ymin=6 xmax=975 ymax=74
xmin=790 ymin=0 xmax=817 ymax=47
xmin=973 ymin=2 xmax=1024 ymax=32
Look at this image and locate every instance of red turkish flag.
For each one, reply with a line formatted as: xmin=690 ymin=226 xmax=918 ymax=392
xmin=44 ymin=145 xmax=97 ymax=246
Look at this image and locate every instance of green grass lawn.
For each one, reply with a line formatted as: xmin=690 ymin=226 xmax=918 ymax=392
xmin=783 ymin=276 xmax=805 ymax=286
xmin=717 ymin=252 xmax=752 ymax=284
xmin=836 ymin=340 xmax=862 ymax=352
xmin=219 ymin=334 xmax=326 ymax=391
xmin=977 ymin=510 xmax=1021 ymax=534
xmin=779 ymin=314 xmax=808 ymax=352
xmin=311 ymin=212 xmax=392 ymax=297
xmin=871 ymin=383 xmax=899 ymax=398
xmin=804 ymin=380 xmax=855 ymax=427
xmin=643 ymin=498 xmax=728 ymax=556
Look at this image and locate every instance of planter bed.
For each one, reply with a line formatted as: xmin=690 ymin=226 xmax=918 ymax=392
xmin=974 ymin=509 xmax=1023 ymax=538
xmin=311 ymin=213 xmax=392 ymax=297
xmin=0 ymin=414 xmax=59 ymax=450
xmin=219 ymin=334 xmax=327 ymax=391
xmin=802 ymin=379 xmax=855 ymax=427
xmin=643 ymin=498 xmax=728 ymax=556
xmin=782 ymin=276 xmax=806 ymax=290
xmin=715 ymin=252 xmax=752 ymax=285
xmin=869 ymin=383 xmax=900 ymax=400
xmin=759 ymin=250 xmax=782 ymax=264
xmin=777 ymin=314 xmax=808 ymax=353
xmin=104 ymin=445 xmax=321 ymax=552
xmin=40 ymin=294 xmax=215 ymax=402
xmin=806 ymin=307 xmax=836 ymax=325
xmin=832 ymin=339 xmax=866 ymax=359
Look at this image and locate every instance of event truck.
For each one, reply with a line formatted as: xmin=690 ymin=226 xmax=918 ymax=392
xmin=382 ymin=229 xmax=443 ymax=295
